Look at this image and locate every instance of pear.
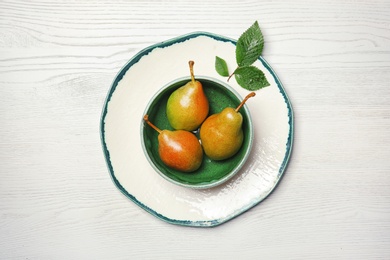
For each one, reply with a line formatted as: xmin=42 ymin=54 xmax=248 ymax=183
xmin=143 ymin=115 xmax=203 ymax=172
xmin=199 ymin=92 xmax=256 ymax=161
xmin=166 ymin=61 xmax=209 ymax=131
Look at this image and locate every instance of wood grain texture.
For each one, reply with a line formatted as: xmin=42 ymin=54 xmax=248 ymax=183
xmin=0 ymin=0 xmax=389 ymax=259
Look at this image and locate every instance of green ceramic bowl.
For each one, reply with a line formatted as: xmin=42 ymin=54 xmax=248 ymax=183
xmin=141 ymin=76 xmax=254 ymax=189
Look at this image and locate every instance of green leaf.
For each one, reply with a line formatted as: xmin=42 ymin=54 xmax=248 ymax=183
xmin=234 ymin=65 xmax=270 ymax=91
xmin=215 ymin=56 xmax=229 ymax=77
xmin=235 ymin=21 xmax=264 ymax=67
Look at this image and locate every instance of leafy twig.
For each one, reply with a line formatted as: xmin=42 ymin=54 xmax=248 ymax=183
xmin=215 ymin=21 xmax=270 ymax=91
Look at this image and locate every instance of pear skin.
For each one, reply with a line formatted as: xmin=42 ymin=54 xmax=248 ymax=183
xmin=200 ymin=92 xmax=256 ymax=161
xmin=166 ymin=61 xmax=209 ymax=131
xmin=158 ymin=130 xmax=203 ymax=172
xmin=200 ymin=108 xmax=244 ymax=160
xmin=144 ymin=115 xmax=203 ymax=172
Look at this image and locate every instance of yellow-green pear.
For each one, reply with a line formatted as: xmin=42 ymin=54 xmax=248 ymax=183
xmin=199 ymin=92 xmax=256 ymax=160
xmin=166 ymin=61 xmax=209 ymax=131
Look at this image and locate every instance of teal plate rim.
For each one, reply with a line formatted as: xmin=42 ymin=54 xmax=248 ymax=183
xmin=100 ymin=32 xmax=294 ymax=227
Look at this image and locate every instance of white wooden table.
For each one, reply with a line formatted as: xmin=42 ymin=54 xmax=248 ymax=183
xmin=1 ymin=1 xmax=389 ymax=259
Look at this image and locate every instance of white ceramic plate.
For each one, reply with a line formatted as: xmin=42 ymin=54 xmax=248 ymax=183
xmin=101 ymin=32 xmax=294 ymax=227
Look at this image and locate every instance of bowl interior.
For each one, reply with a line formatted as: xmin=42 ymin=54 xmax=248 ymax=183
xmin=141 ymin=76 xmax=253 ymax=189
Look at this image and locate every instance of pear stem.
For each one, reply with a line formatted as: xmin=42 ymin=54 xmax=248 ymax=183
xmin=235 ymin=92 xmax=256 ymax=112
xmin=143 ymin=115 xmax=161 ymax=134
xmin=189 ymin=60 xmax=195 ymax=84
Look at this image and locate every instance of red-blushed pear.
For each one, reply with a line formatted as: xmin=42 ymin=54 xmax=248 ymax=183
xmin=199 ymin=92 xmax=256 ymax=161
xmin=143 ymin=115 xmax=203 ymax=172
xmin=166 ymin=61 xmax=209 ymax=131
